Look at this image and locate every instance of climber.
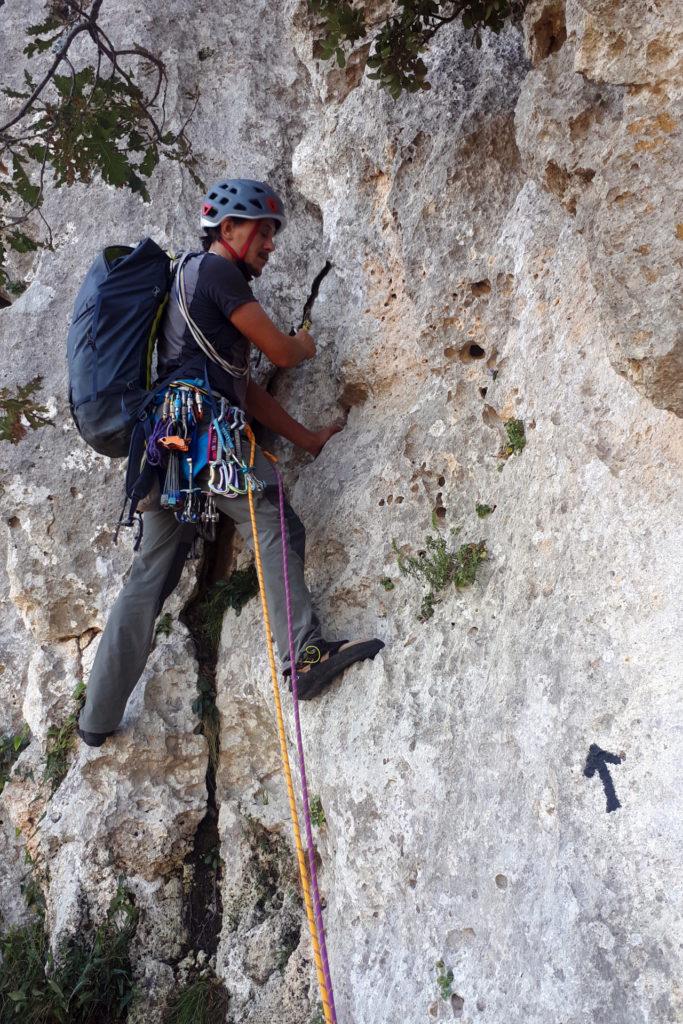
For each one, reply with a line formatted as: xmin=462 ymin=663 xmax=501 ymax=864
xmin=77 ymin=178 xmax=384 ymax=747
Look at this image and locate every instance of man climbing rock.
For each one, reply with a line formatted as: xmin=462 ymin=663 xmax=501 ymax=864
xmin=77 ymin=178 xmax=384 ymax=747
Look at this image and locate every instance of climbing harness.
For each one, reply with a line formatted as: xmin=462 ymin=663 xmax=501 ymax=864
xmin=245 ymin=426 xmax=337 ymax=1024
xmin=147 ymin=382 xmax=264 ymax=538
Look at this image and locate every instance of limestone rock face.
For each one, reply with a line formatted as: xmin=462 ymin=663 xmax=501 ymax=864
xmin=518 ymin=0 xmax=683 ymax=416
xmin=0 ymin=1 xmax=681 ymax=1023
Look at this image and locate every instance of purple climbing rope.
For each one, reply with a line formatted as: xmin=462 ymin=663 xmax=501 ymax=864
xmin=146 ymin=415 xmax=171 ymax=466
xmin=274 ymin=466 xmax=338 ymax=1024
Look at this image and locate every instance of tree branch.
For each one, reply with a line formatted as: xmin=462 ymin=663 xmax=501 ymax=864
xmin=0 ymin=0 xmax=104 ymax=135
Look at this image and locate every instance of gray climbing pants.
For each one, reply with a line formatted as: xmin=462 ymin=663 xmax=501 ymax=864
xmin=78 ymin=448 xmax=322 ymax=734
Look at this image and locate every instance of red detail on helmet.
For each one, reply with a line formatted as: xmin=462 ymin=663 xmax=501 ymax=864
xmin=266 ymin=197 xmax=279 ymax=213
xmin=202 ymin=202 xmax=214 ymax=216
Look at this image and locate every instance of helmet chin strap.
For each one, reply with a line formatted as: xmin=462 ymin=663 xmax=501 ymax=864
xmin=219 ymin=220 xmax=262 ymax=261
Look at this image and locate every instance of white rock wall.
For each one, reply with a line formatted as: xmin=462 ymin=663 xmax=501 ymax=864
xmin=0 ymin=1 xmax=681 ymax=1022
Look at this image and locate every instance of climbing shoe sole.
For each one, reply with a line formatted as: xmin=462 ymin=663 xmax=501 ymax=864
xmin=77 ymin=726 xmax=114 ymax=748
xmin=294 ymin=639 xmax=385 ymax=701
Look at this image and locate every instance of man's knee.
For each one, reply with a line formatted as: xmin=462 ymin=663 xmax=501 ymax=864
xmin=259 ymin=487 xmax=307 ymax=561
xmin=285 ymin=505 xmax=306 ymax=560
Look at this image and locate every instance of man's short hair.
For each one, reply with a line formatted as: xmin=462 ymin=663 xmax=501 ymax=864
xmin=200 ymin=216 xmax=248 ymax=252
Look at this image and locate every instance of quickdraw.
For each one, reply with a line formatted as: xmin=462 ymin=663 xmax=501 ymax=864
xmin=207 ymin=398 xmax=265 ymax=498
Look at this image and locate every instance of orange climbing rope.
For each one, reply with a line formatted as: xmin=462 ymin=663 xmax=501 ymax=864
xmin=245 ymin=427 xmax=335 ymax=1024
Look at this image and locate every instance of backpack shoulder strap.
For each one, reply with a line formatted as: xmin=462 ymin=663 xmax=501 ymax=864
xmin=175 ymin=254 xmax=250 ymax=380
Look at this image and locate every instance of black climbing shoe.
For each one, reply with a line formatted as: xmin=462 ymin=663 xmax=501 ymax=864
xmin=286 ymin=638 xmax=385 ymax=701
xmin=76 ymin=726 xmax=114 ymax=748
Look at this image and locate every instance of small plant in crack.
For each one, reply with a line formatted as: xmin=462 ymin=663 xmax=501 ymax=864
xmin=164 ymin=970 xmax=230 ymax=1024
xmin=393 ymin=536 xmax=487 ymax=621
xmin=500 ymin=417 xmax=526 ymax=458
xmin=0 ymin=723 xmax=30 ymax=794
xmin=275 ymin=915 xmax=301 ymax=973
xmin=201 ymin=845 xmax=223 ymax=873
xmin=0 ymin=880 xmax=138 ymax=1022
xmin=243 ymin=816 xmax=300 ymax=919
xmin=0 ymin=377 xmax=51 ymax=444
xmin=475 ymin=503 xmax=495 ymax=518
xmin=379 ymin=576 xmax=395 ymax=591
xmin=435 ymin=959 xmax=454 ymax=1001
xmin=192 ymin=673 xmax=220 ymax=771
xmin=195 ymin=564 xmax=259 ymax=652
xmin=310 ymin=795 xmax=326 ymax=829
xmin=43 ymin=681 xmax=87 ymax=793
xmin=154 ymin=612 xmax=174 ymax=639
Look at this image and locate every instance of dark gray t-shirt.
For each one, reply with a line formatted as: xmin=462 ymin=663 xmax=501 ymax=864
xmin=157 ymin=252 xmax=256 ymax=408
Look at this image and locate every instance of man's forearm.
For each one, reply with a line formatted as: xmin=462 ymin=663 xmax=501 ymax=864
xmin=245 ymin=380 xmax=317 ymax=452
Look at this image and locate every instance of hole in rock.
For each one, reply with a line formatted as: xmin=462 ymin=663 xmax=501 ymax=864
xmin=459 ymin=342 xmax=486 ymax=363
xmin=482 ymin=404 xmax=502 ymax=427
xmin=495 ymin=873 xmax=508 ymax=889
xmin=7 ymin=516 xmax=19 ymax=528
xmin=451 ymin=993 xmax=465 ymax=1017
xmin=437 ymin=475 xmax=445 ymax=487
xmin=529 ymin=2 xmax=567 ymax=63
xmin=340 ymin=381 xmax=369 ymax=410
xmin=479 ymin=387 xmax=488 ymax=398
xmin=470 ymin=280 xmax=491 ymax=297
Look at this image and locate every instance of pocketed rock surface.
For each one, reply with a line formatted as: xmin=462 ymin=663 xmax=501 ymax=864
xmin=0 ymin=1 xmax=681 ymax=1022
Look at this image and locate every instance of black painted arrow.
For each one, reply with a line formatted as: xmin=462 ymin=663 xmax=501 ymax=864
xmin=583 ymin=744 xmax=623 ymax=813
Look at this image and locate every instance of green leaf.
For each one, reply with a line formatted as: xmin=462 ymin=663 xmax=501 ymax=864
xmin=127 ymin=129 xmax=145 ymax=152
xmin=24 ymin=33 xmax=62 ymax=58
xmin=26 ymin=16 xmax=63 ymax=36
xmin=24 ymin=143 xmax=47 ymax=162
xmin=12 ymin=163 xmax=41 ymax=206
xmin=139 ymin=145 xmax=158 ymax=177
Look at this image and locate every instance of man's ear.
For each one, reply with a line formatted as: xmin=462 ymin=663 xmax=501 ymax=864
xmin=220 ymin=217 xmax=234 ymax=240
